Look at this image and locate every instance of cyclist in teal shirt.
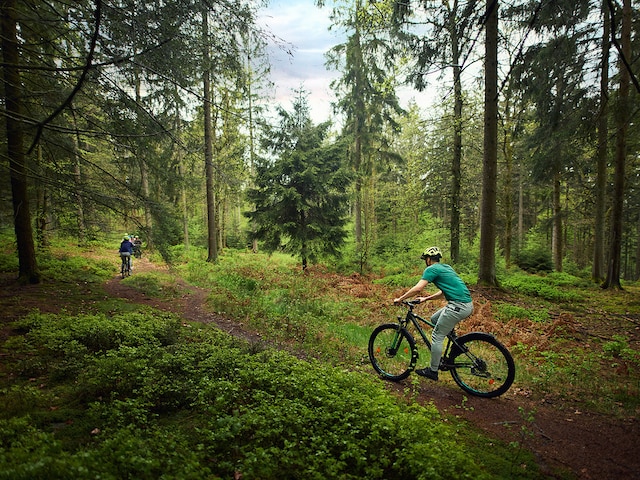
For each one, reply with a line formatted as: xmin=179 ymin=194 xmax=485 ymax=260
xmin=393 ymin=246 xmax=473 ymax=381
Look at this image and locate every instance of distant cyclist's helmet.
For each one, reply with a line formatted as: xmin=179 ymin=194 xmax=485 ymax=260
xmin=421 ymin=246 xmax=442 ymax=260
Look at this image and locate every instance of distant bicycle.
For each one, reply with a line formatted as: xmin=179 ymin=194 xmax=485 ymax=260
xmin=120 ymin=253 xmax=131 ymax=278
xmin=369 ymin=300 xmax=515 ymax=398
xmin=133 ymin=244 xmax=142 ymax=259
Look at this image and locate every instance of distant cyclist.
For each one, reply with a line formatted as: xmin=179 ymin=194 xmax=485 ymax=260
xmin=393 ymin=246 xmax=473 ymax=381
xmin=132 ymin=235 xmax=142 ymax=258
xmin=119 ymin=235 xmax=134 ymax=272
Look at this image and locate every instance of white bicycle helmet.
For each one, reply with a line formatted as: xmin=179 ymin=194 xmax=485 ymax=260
xmin=421 ymin=246 xmax=442 ymax=260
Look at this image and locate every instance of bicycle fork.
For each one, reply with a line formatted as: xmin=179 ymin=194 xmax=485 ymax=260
xmin=389 ymin=322 xmax=419 ymax=367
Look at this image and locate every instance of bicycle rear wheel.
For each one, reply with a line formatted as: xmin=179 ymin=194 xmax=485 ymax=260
xmin=448 ymin=332 xmax=515 ymax=398
xmin=368 ymin=324 xmax=417 ymax=381
xmin=121 ymin=256 xmax=130 ymax=278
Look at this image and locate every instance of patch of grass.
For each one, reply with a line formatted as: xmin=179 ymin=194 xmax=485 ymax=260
xmin=122 ymin=272 xmax=187 ymax=299
xmin=494 ymin=303 xmax=550 ymax=323
xmin=38 ymin=252 xmax=113 ymax=283
xmin=501 ymin=271 xmax=585 ymax=303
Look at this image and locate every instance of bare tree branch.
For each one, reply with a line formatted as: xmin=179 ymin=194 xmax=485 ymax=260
xmin=27 ymin=0 xmax=102 ymax=154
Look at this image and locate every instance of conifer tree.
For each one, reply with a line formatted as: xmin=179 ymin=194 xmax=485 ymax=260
xmin=246 ymin=90 xmax=350 ymax=270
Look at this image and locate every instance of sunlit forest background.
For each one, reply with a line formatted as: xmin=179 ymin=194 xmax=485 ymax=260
xmin=1 ymin=0 xmax=639 ymax=286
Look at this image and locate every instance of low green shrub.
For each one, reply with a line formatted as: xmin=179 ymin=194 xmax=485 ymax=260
xmin=38 ymin=253 xmax=113 ymax=283
xmin=1 ymin=316 xmax=497 ymax=480
xmin=603 ymin=335 xmax=640 ymax=367
xmin=494 ymin=303 xmax=550 ymax=323
xmin=501 ymin=272 xmax=583 ymax=302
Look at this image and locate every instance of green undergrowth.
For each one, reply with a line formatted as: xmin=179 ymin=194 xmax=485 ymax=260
xmin=6 ymin=242 xmax=638 ymax=478
xmin=499 ymin=271 xmax=591 ymax=303
xmin=174 ymin=249 xmax=640 ymax=419
xmin=0 ymin=307 xmax=538 ymax=479
xmin=174 ymin=250 xmax=379 ymax=363
xmin=121 ymin=271 xmax=187 ymax=299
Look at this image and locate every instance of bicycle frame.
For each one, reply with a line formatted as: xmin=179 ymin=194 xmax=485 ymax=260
xmin=396 ymin=302 xmax=467 ymax=371
xmin=120 ymin=254 xmax=131 ymax=277
xmin=370 ymin=300 xmax=515 ymax=397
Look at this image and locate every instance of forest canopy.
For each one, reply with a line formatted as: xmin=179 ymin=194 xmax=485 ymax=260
xmin=1 ymin=0 xmax=639 ymax=286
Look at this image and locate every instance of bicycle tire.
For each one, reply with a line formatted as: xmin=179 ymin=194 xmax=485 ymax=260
xmin=448 ymin=332 xmax=515 ymax=398
xmin=121 ymin=256 xmax=130 ymax=278
xmin=368 ymin=323 xmax=417 ymax=381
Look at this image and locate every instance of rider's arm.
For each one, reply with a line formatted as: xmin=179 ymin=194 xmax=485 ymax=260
xmin=416 ymin=290 xmax=444 ymax=302
xmin=393 ymin=279 xmax=429 ymax=304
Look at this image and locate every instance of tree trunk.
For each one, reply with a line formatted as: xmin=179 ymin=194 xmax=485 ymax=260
xmin=246 ymin=50 xmax=258 ymax=253
xmin=518 ymin=165 xmax=524 ymax=247
xmin=593 ymin=0 xmax=610 ymax=282
xmin=602 ymin=0 xmax=630 ymax=289
xmin=635 ymin=212 xmax=640 ymax=281
xmin=450 ymin=36 xmax=462 ymax=264
xmin=502 ymin=108 xmax=514 ymax=269
xmin=202 ymin=9 xmax=218 ymax=263
xmin=352 ymin=3 xmax=365 ymax=263
xmin=552 ymin=170 xmax=563 ymax=272
xmin=174 ymin=105 xmax=189 ymax=250
xmin=1 ymin=0 xmax=40 ymax=284
xmin=478 ymin=0 xmax=499 ymax=287
xmin=72 ymin=118 xmax=86 ymax=244
xmin=135 ymin=71 xmax=152 ymax=248
xmin=35 ymin=145 xmax=50 ymax=248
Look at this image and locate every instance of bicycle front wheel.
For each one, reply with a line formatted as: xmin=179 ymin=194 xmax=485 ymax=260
xmin=449 ymin=332 xmax=515 ymax=398
xmin=368 ymin=324 xmax=417 ymax=381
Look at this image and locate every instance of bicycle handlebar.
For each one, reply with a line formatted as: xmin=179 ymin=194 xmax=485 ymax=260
xmin=396 ymin=299 xmax=422 ymax=307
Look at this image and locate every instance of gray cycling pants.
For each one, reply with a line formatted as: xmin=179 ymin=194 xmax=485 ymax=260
xmin=430 ymin=301 xmax=474 ymax=371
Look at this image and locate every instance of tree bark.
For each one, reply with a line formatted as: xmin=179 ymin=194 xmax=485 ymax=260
xmin=134 ymin=70 xmax=152 ymax=248
xmin=593 ymin=0 xmax=610 ymax=282
xmin=478 ymin=0 xmax=499 ymax=287
xmin=202 ymin=8 xmax=218 ymax=263
xmin=552 ymin=170 xmax=563 ymax=272
xmin=72 ymin=121 xmax=86 ymax=244
xmin=603 ymin=0 xmax=630 ymax=290
xmin=451 ymin=40 xmax=462 ymax=263
xmin=450 ymin=19 xmax=462 ymax=264
xmin=352 ymin=11 xmax=364 ymax=264
xmin=502 ymin=101 xmax=514 ymax=269
xmin=1 ymin=0 xmax=40 ymax=284
xmin=635 ymin=213 xmax=640 ymax=281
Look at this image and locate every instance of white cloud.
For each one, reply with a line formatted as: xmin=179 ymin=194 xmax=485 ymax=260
xmin=256 ymin=0 xmax=437 ymax=127
xmin=257 ymin=0 xmax=340 ymax=124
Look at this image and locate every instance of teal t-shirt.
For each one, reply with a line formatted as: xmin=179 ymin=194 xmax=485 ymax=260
xmin=422 ymin=263 xmax=472 ymax=303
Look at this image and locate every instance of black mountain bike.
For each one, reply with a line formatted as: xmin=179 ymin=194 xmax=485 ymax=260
xmin=369 ymin=300 xmax=515 ymax=398
xmin=120 ymin=254 xmax=131 ymax=278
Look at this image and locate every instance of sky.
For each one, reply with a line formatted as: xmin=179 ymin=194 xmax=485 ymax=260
xmin=257 ymin=0 xmax=342 ymax=125
xmin=257 ymin=0 xmax=438 ymax=128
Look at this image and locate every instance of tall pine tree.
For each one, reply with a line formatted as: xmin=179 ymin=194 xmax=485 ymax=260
xmin=246 ymin=90 xmax=350 ymax=270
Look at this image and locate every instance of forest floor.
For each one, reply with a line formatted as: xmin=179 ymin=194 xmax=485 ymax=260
xmin=3 ymin=256 xmax=640 ymax=479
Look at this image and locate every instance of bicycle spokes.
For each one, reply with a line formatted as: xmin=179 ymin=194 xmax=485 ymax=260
xmin=449 ymin=334 xmax=515 ymax=398
xmin=368 ymin=324 xmax=417 ymax=382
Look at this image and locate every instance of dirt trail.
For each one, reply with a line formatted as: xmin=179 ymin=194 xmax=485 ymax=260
xmin=105 ymin=259 xmax=640 ymax=480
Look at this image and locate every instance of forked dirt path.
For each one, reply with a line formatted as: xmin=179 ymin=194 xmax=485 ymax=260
xmin=105 ymin=259 xmax=640 ymax=480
